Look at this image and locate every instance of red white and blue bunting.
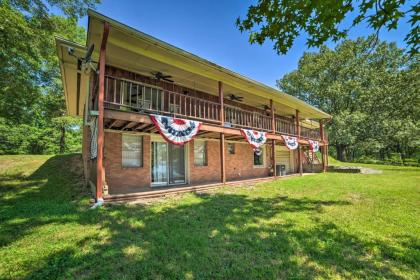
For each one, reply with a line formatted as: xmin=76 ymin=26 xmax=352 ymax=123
xmin=309 ymin=140 xmax=319 ymax=152
xmin=240 ymin=129 xmax=267 ymax=149
xmin=150 ymin=114 xmax=202 ymax=145
xmin=281 ymin=135 xmax=299 ymax=150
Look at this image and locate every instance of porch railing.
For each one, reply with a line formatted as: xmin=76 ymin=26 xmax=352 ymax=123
xmin=300 ymin=126 xmax=321 ymax=139
xmin=104 ymin=76 xmax=221 ymax=123
xmin=103 ymin=75 xmax=322 ymax=139
xmin=275 ymin=118 xmax=296 ymax=136
xmin=224 ymin=104 xmax=272 ymax=132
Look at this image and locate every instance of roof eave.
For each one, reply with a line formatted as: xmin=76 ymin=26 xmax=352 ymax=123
xmin=87 ymin=9 xmax=331 ymax=119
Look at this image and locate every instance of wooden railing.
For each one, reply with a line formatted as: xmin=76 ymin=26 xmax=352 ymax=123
xmin=224 ymin=104 xmax=272 ymax=132
xmin=104 ymin=76 xmax=221 ymax=123
xmin=300 ymin=126 xmax=321 ymax=139
xmin=275 ymin=118 xmax=296 ymax=136
xmin=103 ymin=75 xmax=322 ymax=139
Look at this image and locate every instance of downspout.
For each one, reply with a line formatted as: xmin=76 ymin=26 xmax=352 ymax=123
xmin=93 ymin=21 xmax=110 ymax=208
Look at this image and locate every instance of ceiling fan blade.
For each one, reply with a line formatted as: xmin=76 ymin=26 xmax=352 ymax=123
xmin=163 ymin=77 xmax=174 ymax=83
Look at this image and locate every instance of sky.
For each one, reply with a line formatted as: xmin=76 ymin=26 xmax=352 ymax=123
xmin=76 ymin=0 xmax=413 ymax=87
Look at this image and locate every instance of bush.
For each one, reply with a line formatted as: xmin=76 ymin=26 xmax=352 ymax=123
xmin=402 ymin=158 xmax=420 ymax=167
xmin=351 ymin=153 xmax=420 ymax=167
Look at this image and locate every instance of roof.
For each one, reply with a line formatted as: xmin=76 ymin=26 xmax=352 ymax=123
xmin=55 ymin=37 xmax=88 ymax=116
xmin=57 ymin=9 xmax=331 ymax=120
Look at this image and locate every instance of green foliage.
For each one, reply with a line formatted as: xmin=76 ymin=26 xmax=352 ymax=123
xmin=0 ymin=118 xmax=82 ymax=154
xmin=1 ymin=155 xmax=419 ymax=279
xmin=277 ymin=36 xmax=420 ymax=162
xmin=0 ymin=0 xmax=97 ymax=154
xmin=237 ymin=0 xmax=419 ymax=55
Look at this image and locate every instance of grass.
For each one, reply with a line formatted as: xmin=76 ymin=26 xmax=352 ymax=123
xmin=0 ymin=155 xmax=419 ymax=279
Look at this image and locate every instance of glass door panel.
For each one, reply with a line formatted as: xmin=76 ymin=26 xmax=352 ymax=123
xmin=168 ymin=144 xmax=185 ymax=184
xmin=151 ymin=142 xmax=168 ymax=185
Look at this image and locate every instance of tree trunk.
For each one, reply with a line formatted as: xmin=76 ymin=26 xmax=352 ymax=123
xmin=59 ymin=125 xmax=65 ymax=154
xmin=336 ymin=144 xmax=347 ymax=162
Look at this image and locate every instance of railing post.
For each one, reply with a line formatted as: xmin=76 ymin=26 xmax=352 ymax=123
xmin=96 ymin=22 xmax=110 ymax=202
xmin=270 ymin=100 xmax=276 ymax=177
xmin=218 ymin=81 xmax=226 ymax=184
xmin=296 ymin=110 xmax=303 ymax=175
xmin=270 ymin=99 xmax=275 ymax=134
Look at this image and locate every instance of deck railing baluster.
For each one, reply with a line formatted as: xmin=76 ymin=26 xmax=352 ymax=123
xmin=102 ymin=75 xmax=308 ymax=132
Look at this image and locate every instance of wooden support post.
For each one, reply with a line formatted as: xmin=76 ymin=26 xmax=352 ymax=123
xmin=296 ymin=110 xmax=303 ymax=175
xmin=272 ymin=139 xmax=276 ymax=177
xmin=220 ymin=133 xmax=226 ymax=183
xmin=218 ymin=81 xmax=226 ymax=183
xmin=320 ymin=120 xmax=327 ymax=172
xmin=270 ymin=100 xmax=276 ymax=177
xmin=219 ymin=81 xmax=224 ymax=125
xmin=96 ymin=22 xmax=110 ymax=202
xmin=270 ymin=99 xmax=275 ymax=134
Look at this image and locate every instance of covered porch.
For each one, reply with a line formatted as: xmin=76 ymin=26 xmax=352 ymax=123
xmin=101 ymin=109 xmax=325 ymax=197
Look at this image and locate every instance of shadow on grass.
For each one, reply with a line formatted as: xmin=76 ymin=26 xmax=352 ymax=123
xmin=1 ymin=155 xmax=418 ymax=279
xmin=0 ymin=154 xmax=90 ymax=247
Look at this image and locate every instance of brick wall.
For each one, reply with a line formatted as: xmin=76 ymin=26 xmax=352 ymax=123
xmin=189 ymin=140 xmax=221 ymax=185
xmin=226 ymin=142 xmax=271 ymax=181
xmin=104 ymin=132 xmax=275 ymax=194
xmin=104 ymin=131 xmax=151 ymax=194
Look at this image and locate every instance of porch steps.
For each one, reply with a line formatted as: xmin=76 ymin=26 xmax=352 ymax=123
xmin=104 ymin=175 xmax=301 ymax=203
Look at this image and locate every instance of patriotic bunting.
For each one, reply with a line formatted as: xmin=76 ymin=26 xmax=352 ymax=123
xmin=150 ymin=114 xmax=202 ymax=145
xmin=308 ymin=140 xmax=319 ymax=152
xmin=281 ymin=135 xmax=299 ymax=150
xmin=240 ymin=129 xmax=267 ymax=149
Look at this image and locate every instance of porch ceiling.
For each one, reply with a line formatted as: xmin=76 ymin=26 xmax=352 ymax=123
xmin=86 ymin=10 xmax=331 ymax=121
xmin=55 ymin=38 xmax=89 ymax=116
xmin=103 ymin=109 xmax=323 ymax=146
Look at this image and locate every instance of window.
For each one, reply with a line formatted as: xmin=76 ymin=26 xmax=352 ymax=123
xmin=228 ymin=143 xmax=235 ymax=154
xmin=194 ymin=140 xmax=207 ymax=166
xmin=253 ymin=148 xmax=264 ymax=167
xmin=122 ymin=134 xmax=142 ymax=168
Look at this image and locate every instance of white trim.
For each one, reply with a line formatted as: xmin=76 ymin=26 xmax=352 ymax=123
xmin=121 ymin=133 xmax=143 ymax=168
xmin=150 ymin=134 xmax=189 ymax=187
xmin=193 ymin=139 xmax=208 ymax=167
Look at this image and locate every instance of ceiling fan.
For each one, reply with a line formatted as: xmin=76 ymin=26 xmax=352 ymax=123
xmin=151 ymin=71 xmax=174 ymax=83
xmin=227 ymin=94 xmax=244 ymax=102
xmin=261 ymin=105 xmax=271 ymax=111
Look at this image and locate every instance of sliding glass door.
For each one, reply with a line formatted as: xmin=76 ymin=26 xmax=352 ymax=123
xmin=151 ymin=141 xmax=186 ymax=186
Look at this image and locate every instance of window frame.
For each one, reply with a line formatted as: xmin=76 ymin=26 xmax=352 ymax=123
xmin=121 ymin=134 xmax=143 ymax=168
xmin=194 ymin=140 xmax=208 ymax=167
xmin=227 ymin=143 xmax=235 ymax=155
xmin=253 ymin=147 xmax=265 ymax=168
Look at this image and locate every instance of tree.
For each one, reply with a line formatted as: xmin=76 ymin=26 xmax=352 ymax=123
xmin=52 ymin=116 xmax=83 ymax=154
xmin=277 ymin=36 xmax=419 ymax=161
xmin=0 ymin=0 xmax=97 ymax=154
xmin=237 ymin=0 xmax=419 ymax=55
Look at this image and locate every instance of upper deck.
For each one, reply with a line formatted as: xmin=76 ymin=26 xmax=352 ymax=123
xmin=100 ymin=66 xmax=322 ymax=140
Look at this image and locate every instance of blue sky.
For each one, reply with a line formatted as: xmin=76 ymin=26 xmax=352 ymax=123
xmin=77 ymin=0 xmax=413 ymax=87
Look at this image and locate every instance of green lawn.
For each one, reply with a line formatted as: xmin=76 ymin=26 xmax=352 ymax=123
xmin=0 ymin=155 xmax=419 ymax=279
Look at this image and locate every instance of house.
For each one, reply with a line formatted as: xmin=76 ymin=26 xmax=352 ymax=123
xmin=56 ymin=10 xmax=331 ymax=202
